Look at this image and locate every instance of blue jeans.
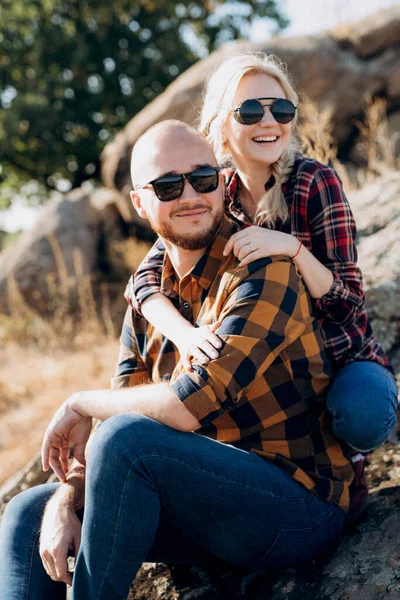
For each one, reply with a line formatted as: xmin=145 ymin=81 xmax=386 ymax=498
xmin=327 ymin=361 xmax=398 ymax=452
xmin=0 ymin=414 xmax=345 ymax=600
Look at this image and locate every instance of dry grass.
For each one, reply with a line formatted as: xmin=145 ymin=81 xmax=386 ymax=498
xmin=354 ymin=94 xmax=399 ymax=181
xmin=298 ymin=93 xmax=399 ymax=189
xmin=0 ymin=235 xmax=153 ymax=485
xmin=297 ymin=96 xmax=352 ymax=190
xmin=0 ymin=340 xmax=120 ymax=484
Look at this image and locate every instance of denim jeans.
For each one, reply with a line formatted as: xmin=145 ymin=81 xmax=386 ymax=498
xmin=0 ymin=414 xmax=345 ymax=600
xmin=327 ymin=361 xmax=398 ymax=452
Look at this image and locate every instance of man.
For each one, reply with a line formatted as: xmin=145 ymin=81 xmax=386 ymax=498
xmin=0 ymin=121 xmax=353 ymax=600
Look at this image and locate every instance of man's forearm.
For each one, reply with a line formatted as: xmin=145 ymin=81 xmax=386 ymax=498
xmin=70 ymin=383 xmax=200 ymax=432
xmin=46 ymin=464 xmax=86 ymax=512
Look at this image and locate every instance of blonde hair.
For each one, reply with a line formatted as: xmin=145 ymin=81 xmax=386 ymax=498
xmin=199 ymin=52 xmax=300 ymax=227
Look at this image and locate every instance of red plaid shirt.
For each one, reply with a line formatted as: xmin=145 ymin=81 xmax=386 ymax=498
xmin=126 ymin=156 xmax=391 ymax=374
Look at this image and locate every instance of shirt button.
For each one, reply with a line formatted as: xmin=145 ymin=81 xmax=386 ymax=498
xmin=183 ymin=302 xmax=190 ymax=309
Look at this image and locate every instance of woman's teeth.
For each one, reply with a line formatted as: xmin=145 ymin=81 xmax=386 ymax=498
xmin=253 ymin=136 xmax=278 ymax=143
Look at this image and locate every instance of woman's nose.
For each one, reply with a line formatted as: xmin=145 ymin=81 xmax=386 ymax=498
xmin=259 ymin=106 xmax=277 ymax=125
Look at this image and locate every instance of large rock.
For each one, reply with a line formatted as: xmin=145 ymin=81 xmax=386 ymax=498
xmin=101 ymin=6 xmax=400 ymax=222
xmin=0 ymin=187 xmax=143 ymax=321
xmin=333 ymin=6 xmax=400 ymax=58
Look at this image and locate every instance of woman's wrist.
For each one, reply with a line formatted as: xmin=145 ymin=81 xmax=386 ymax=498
xmin=174 ymin=321 xmax=195 ymax=347
xmin=286 ymin=234 xmax=300 ymax=257
xmin=290 ymin=239 xmax=303 ymax=260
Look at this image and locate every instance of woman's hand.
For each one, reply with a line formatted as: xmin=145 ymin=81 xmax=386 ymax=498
xmin=41 ymin=393 xmax=92 ymax=482
xmin=176 ymin=322 xmax=222 ymax=370
xmin=223 ymin=226 xmax=298 ymax=267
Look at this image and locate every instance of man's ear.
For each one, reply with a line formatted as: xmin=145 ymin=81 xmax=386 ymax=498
xmin=130 ymin=190 xmax=148 ymax=219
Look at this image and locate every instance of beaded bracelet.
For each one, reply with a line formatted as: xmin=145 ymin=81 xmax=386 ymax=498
xmin=290 ymin=239 xmax=302 ymax=259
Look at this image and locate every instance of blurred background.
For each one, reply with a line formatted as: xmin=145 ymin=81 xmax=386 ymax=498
xmin=0 ymin=0 xmax=399 ymax=487
xmin=0 ymin=0 xmax=398 ymax=232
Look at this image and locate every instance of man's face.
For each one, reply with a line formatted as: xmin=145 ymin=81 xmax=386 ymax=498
xmin=131 ymin=131 xmax=225 ymax=250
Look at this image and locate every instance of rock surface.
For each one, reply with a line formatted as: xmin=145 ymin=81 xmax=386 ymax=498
xmin=348 ymin=172 xmax=400 ymax=353
xmin=101 ymin=6 xmax=400 ymax=222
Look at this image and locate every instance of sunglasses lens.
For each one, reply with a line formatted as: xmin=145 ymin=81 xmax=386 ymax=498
xmin=235 ymin=99 xmax=264 ymax=125
xmin=189 ymin=168 xmax=219 ymax=194
xmin=152 ymin=176 xmax=183 ymax=201
xmin=270 ymin=98 xmax=296 ymax=124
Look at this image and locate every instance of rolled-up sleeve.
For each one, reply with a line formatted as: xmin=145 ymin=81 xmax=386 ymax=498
xmin=171 ymin=258 xmax=306 ymax=427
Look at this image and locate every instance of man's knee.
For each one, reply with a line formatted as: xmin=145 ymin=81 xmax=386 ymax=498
xmin=2 ymin=485 xmax=51 ymax=535
xmin=88 ymin=413 xmax=162 ymax=467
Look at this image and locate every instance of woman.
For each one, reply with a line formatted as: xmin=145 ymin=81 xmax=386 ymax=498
xmin=126 ymin=53 xmax=398 ymax=515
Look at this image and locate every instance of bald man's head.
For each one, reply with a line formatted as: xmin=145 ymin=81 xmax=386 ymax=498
xmin=130 ymin=120 xmax=217 ymax=186
xmin=129 ymin=119 xmax=224 ymax=252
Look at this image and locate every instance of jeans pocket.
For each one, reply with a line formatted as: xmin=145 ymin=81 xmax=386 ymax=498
xmin=258 ymin=510 xmax=339 ymax=570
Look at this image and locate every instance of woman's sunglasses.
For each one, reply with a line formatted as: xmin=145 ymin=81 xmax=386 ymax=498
xmin=135 ymin=166 xmax=221 ymax=202
xmin=232 ymin=97 xmax=297 ymax=125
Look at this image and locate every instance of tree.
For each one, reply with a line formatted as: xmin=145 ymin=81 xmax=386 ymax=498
xmin=0 ymin=0 xmax=288 ymax=206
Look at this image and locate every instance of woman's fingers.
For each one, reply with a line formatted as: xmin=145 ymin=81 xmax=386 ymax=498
xmin=189 ymin=346 xmax=210 ymax=365
xmin=236 ymin=242 xmax=256 ymax=262
xmin=223 ymin=229 xmax=249 ymax=256
xmin=199 ymin=338 xmax=220 ymax=360
xmin=239 ymin=250 xmax=263 ymax=267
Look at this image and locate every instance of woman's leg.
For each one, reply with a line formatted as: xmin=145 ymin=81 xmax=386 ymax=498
xmin=0 ymin=483 xmax=66 ymax=600
xmin=326 ymin=361 xmax=398 ymax=452
xmin=71 ymin=413 xmax=345 ymax=600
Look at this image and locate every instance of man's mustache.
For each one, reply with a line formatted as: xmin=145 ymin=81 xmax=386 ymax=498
xmin=171 ymin=203 xmax=210 ymax=216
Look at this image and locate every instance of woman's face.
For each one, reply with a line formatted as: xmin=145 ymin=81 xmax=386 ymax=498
xmin=223 ymin=72 xmax=292 ymax=172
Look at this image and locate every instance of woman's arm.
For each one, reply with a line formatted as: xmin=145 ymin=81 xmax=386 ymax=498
xmin=142 ymin=293 xmax=221 ymax=369
xmin=223 ymin=226 xmax=334 ymax=299
xmin=126 ymin=240 xmax=221 ymax=368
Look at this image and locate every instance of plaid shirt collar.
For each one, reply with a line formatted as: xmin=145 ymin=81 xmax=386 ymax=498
xmin=160 ymin=216 xmax=236 ymax=300
xmin=224 ymin=169 xmax=277 ymax=226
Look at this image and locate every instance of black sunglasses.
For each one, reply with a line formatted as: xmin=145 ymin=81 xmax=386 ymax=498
xmin=136 ymin=166 xmax=221 ymax=202
xmin=232 ymin=97 xmax=297 ymax=125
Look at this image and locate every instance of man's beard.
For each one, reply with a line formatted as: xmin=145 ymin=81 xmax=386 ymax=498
xmin=149 ymin=205 xmax=224 ymax=250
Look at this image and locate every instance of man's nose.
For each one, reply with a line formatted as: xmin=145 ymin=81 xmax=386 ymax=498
xmin=178 ymin=178 xmax=201 ymax=201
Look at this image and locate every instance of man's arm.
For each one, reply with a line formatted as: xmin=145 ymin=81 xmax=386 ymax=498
xmin=170 ymin=257 xmax=309 ymax=427
xmin=71 ymin=384 xmax=200 ymax=431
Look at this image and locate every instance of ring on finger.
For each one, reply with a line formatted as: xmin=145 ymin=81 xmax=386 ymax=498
xmin=246 ymin=242 xmax=253 ymax=253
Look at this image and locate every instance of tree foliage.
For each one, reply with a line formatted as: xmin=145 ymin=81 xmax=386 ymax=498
xmin=0 ymin=0 xmax=287 ymax=204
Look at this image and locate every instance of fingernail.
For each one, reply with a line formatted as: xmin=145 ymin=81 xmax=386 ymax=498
xmin=211 ymin=352 xmax=218 ymax=359
xmin=215 ymin=341 xmax=222 ymax=347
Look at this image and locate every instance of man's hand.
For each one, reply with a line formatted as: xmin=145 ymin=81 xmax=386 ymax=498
xmin=41 ymin=394 xmax=92 ymax=482
xmin=39 ymin=498 xmax=82 ymax=586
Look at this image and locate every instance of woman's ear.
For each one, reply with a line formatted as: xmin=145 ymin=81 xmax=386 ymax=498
xmin=130 ymin=190 xmax=148 ymax=219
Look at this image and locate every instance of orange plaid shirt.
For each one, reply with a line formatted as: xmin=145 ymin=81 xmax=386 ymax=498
xmin=113 ymin=217 xmax=353 ymax=512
